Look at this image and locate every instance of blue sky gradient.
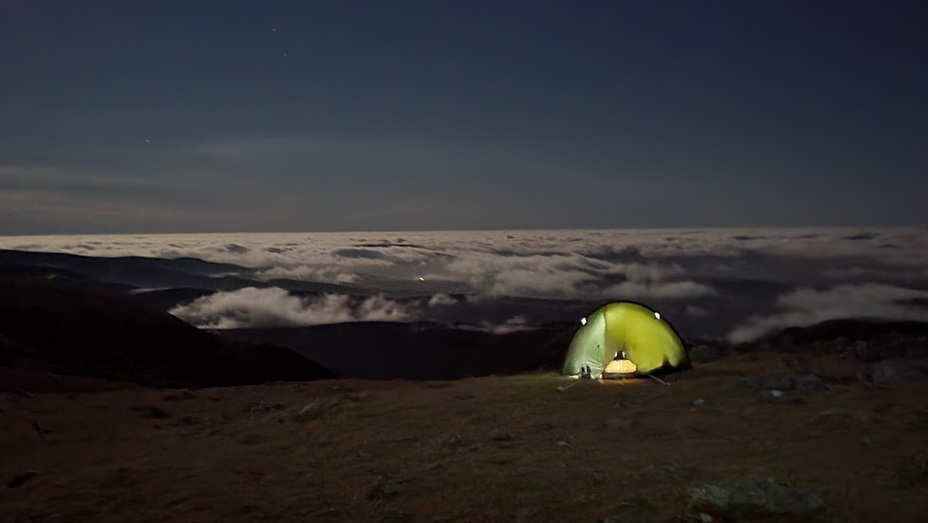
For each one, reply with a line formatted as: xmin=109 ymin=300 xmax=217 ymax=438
xmin=2 ymin=1 xmax=926 ymax=233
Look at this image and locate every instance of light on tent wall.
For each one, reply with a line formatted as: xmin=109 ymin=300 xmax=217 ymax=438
xmin=604 ymin=358 xmax=638 ymax=375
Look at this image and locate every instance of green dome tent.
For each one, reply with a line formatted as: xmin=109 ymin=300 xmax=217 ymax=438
xmin=562 ymin=302 xmax=689 ymax=378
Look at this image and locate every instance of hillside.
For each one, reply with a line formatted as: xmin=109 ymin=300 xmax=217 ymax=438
xmin=0 ymin=277 xmax=334 ymax=390
xmin=220 ymin=322 xmax=572 ymax=380
xmin=1 ymin=348 xmax=927 ymax=522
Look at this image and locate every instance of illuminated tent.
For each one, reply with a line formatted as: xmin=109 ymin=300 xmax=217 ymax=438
xmin=562 ymin=302 xmax=689 ymax=379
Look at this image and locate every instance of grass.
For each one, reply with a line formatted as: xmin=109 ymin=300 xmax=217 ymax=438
xmin=1 ymin=351 xmax=927 ymax=522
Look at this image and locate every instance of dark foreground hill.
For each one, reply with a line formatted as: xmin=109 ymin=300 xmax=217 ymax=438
xmin=219 ymin=322 xmax=574 ymax=380
xmin=2 ymin=350 xmax=928 ymax=522
xmin=0 ymin=277 xmax=334 ymax=391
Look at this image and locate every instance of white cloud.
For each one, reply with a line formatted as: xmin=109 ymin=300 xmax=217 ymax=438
xmin=169 ymin=287 xmax=417 ymax=329
xmin=427 ymin=293 xmax=458 ymax=307
xmin=256 ymin=265 xmax=361 ymax=285
xmin=727 ymin=284 xmax=928 ymax=343
xmin=2 ymin=228 xmax=927 ymax=311
xmin=461 ymin=315 xmax=534 ymax=334
xmin=603 ymin=281 xmax=716 ymax=300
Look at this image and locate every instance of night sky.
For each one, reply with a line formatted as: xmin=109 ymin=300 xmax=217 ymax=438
xmin=2 ymin=1 xmax=926 ymax=234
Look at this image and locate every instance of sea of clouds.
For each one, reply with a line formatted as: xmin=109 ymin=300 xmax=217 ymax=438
xmin=1 ymin=228 xmax=926 ymax=342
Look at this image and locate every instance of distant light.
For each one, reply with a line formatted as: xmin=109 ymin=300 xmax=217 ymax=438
xmin=654 ymin=312 xmax=661 ymax=320
xmin=580 ymin=317 xmax=587 ymax=326
xmin=418 ymin=277 xmax=425 ymax=281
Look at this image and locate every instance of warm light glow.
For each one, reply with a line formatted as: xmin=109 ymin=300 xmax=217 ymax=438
xmin=604 ymin=358 xmax=638 ymax=375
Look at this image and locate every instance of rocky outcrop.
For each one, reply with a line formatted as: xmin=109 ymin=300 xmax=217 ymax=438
xmin=687 ymin=478 xmax=827 ymax=521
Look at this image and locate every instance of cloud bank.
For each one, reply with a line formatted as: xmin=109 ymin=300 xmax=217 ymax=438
xmin=4 ymin=228 xmax=928 ymax=338
xmin=727 ymin=284 xmax=928 ymax=343
xmin=170 ymin=288 xmax=417 ymax=329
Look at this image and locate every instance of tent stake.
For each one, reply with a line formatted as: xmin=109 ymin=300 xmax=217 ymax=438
xmin=556 ymin=380 xmax=582 ymax=392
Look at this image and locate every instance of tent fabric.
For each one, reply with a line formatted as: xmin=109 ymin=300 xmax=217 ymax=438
xmin=562 ymin=302 xmax=689 ymax=378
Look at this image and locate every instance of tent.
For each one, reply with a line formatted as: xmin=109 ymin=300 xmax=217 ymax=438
xmin=562 ymin=302 xmax=689 ymax=379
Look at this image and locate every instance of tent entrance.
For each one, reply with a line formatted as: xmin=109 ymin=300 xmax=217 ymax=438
xmin=602 ymin=357 xmax=639 ymax=379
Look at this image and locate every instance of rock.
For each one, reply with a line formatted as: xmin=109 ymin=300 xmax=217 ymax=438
xmin=490 ymin=430 xmax=513 ymax=442
xmin=444 ymin=435 xmax=463 ymax=448
xmin=761 ymin=389 xmax=806 ymax=404
xmin=131 ymin=405 xmax=170 ymax=419
xmin=296 ymin=402 xmax=322 ymax=419
xmin=175 ymin=415 xmax=204 ymax=427
xmin=7 ymin=470 xmax=39 ymax=489
xmin=654 ymin=461 xmax=695 ymax=480
xmin=247 ymin=401 xmax=286 ymax=413
xmin=291 ymin=399 xmax=338 ymax=422
xmin=345 ymin=392 xmax=376 ymax=402
xmin=812 ymin=408 xmax=872 ymax=425
xmin=162 ymin=391 xmax=196 ymax=402
xmin=871 ymin=358 xmax=928 ymax=384
xmin=759 ymin=375 xmax=795 ymax=390
xmin=368 ymin=476 xmax=414 ymax=499
xmin=604 ymin=417 xmax=634 ymax=430
xmin=688 ymin=478 xmax=827 ymax=521
xmin=853 ymin=340 xmax=880 ymax=362
xmin=13 ymin=387 xmax=34 ymax=398
xmin=689 ymin=345 xmax=724 ymax=363
xmin=793 ymin=374 xmax=828 ymax=393
xmin=327 ymin=383 xmax=358 ymax=393
xmin=892 ymin=453 xmax=928 ymax=486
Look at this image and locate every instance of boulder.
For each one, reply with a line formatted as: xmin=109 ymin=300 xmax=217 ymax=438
xmin=490 ymin=430 xmax=514 ymax=442
xmin=871 ymin=358 xmax=928 ymax=384
xmin=688 ymin=478 xmax=827 ymax=521
xmin=793 ymin=374 xmax=828 ymax=393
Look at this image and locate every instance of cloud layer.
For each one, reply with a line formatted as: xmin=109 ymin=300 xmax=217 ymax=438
xmin=4 ymin=228 xmax=928 ymax=340
xmin=727 ymin=284 xmax=928 ymax=343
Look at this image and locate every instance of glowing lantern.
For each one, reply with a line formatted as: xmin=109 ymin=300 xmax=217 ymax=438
xmin=603 ymin=357 xmax=638 ymax=377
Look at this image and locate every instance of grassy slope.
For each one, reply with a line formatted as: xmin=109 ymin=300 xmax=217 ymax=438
xmin=1 ymin=352 xmax=927 ymax=523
